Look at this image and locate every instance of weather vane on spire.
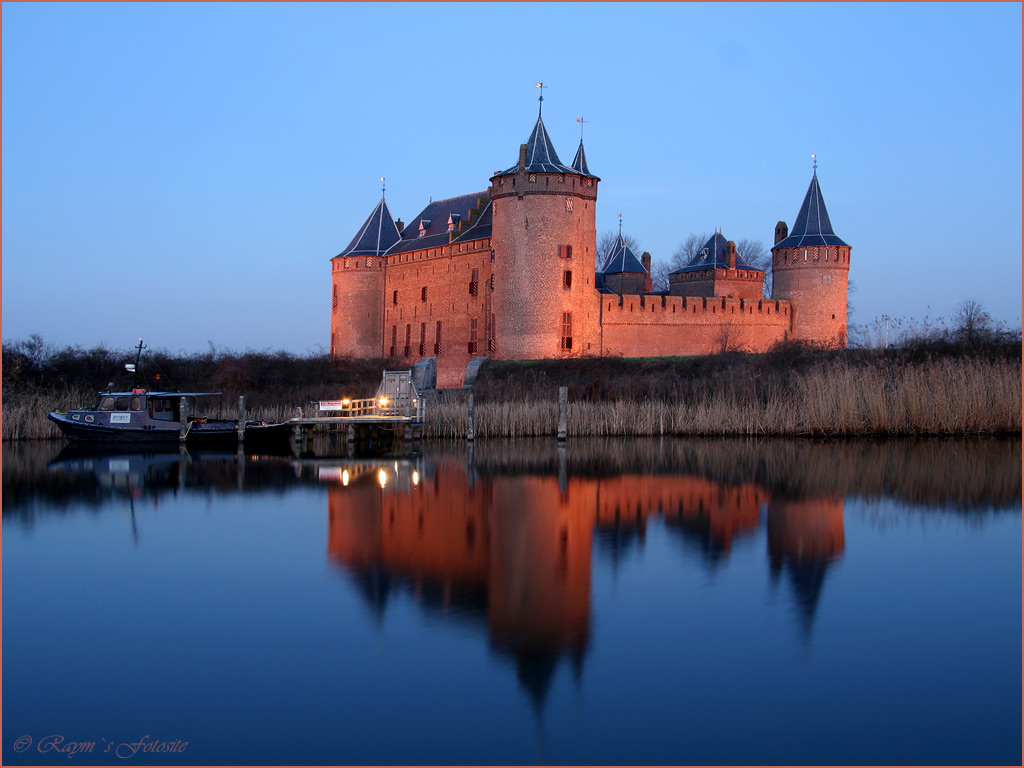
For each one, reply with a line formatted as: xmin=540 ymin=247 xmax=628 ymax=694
xmin=576 ymin=116 xmax=589 ymax=141
xmin=380 ymin=176 xmax=386 ymax=197
xmin=811 ymin=153 xmax=817 ymax=173
xmin=535 ymin=82 xmax=547 ymax=116
xmin=618 ymin=212 xmax=623 ymax=236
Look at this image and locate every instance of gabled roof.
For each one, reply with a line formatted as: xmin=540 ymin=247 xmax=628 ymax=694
xmin=670 ymin=232 xmax=760 ymax=274
xmin=497 ymin=115 xmax=578 ymax=175
xmin=602 ymin=233 xmax=647 ymax=275
xmin=772 ymin=172 xmax=849 ymax=249
xmin=385 ymin=191 xmax=490 ymax=256
xmin=335 ymin=197 xmax=401 ymax=258
xmin=571 ymin=141 xmax=593 ymax=177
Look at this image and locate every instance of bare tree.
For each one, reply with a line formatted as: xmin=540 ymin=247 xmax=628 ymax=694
xmin=952 ymin=299 xmax=993 ymax=345
xmin=736 ymin=238 xmax=770 ymax=298
xmin=669 ymin=232 xmax=712 ymax=272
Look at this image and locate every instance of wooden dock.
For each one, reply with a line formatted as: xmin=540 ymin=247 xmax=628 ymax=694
xmin=287 ymin=370 xmax=425 ymax=447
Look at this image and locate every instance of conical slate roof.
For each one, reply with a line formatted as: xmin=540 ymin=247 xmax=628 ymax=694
xmin=571 ymin=141 xmax=593 ymax=176
xmin=335 ymin=197 xmax=401 ymax=258
xmin=671 ymin=233 xmax=759 ymax=274
xmin=497 ymin=115 xmax=578 ymax=175
xmin=602 ymin=233 xmax=647 ymax=275
xmin=773 ymin=172 xmax=849 ymax=249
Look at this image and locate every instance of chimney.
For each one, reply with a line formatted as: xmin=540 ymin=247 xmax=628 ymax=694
xmin=727 ymin=241 xmax=737 ymax=270
xmin=395 ymin=219 xmax=404 ymax=233
xmin=518 ymin=144 xmax=528 ymax=172
xmin=774 ymin=221 xmax=788 ymax=245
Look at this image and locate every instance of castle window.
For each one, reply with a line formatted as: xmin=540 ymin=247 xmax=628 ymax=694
xmin=489 ymin=313 xmax=496 ymax=352
xmin=392 ymin=290 xmax=398 ymax=305
xmin=560 ymin=313 xmax=573 ymax=351
xmin=468 ymin=318 xmax=479 ymax=354
xmin=333 ymin=285 xmax=338 ymax=310
xmin=490 ymin=249 xmax=495 ymax=263
xmin=419 ymin=323 xmax=427 ymax=356
xmin=404 ymin=325 xmax=412 ymax=357
xmin=489 ymin=274 xmax=495 ymax=291
xmin=434 ymin=321 xmax=443 ymax=355
xmin=469 ymin=269 xmax=479 ymax=296
xmin=529 ymin=174 xmax=537 ymax=182
xmin=390 ymin=326 xmax=397 ymax=357
xmin=563 ymin=270 xmax=572 ymax=289
xmin=558 ymin=244 xmax=572 ymax=259
xmin=421 ymin=287 xmax=428 ymax=302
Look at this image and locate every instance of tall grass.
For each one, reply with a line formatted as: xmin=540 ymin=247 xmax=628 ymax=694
xmin=421 ymin=357 xmax=1020 ymax=438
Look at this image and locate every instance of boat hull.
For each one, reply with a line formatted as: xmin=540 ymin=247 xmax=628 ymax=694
xmin=47 ymin=412 xmax=291 ymax=446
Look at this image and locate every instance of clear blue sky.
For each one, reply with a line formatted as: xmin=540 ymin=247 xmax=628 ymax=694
xmin=3 ymin=2 xmax=1020 ymax=355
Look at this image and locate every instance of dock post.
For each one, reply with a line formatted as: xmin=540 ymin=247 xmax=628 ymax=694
xmin=292 ymin=407 xmax=303 ymax=443
xmin=347 ymin=423 xmax=356 ymax=446
xmin=557 ymin=387 xmax=568 ymax=442
xmin=238 ymin=396 xmax=246 ymax=443
xmin=179 ymin=396 xmax=189 ymax=442
xmin=466 ymin=394 xmax=475 ymax=442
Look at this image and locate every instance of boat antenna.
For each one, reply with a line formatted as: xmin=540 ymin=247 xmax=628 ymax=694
xmin=128 ymin=338 xmax=146 ymax=389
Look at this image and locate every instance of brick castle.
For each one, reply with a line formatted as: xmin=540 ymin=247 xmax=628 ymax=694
xmin=330 ymin=104 xmax=851 ymax=388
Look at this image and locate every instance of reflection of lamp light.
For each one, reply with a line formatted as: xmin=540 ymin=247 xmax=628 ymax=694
xmin=341 ymin=469 xmax=350 ymax=487
xmin=378 ymin=468 xmax=387 ymax=488
xmin=412 ymin=470 xmax=420 ymax=486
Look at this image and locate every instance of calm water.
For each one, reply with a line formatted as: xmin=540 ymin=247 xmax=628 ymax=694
xmin=3 ymin=436 xmax=1020 ymax=766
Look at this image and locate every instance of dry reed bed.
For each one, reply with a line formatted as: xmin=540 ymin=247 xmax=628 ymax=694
xmin=422 ymin=358 xmax=1021 ymax=437
xmin=6 ymin=357 xmax=1020 ymax=440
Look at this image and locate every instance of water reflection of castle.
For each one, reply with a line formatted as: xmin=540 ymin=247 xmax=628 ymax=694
xmin=326 ymin=455 xmax=844 ymax=708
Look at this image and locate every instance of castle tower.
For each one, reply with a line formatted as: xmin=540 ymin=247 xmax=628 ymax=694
xmin=329 ymin=194 xmax=401 ymax=357
xmin=601 ymin=232 xmax=649 ymax=295
xmin=770 ymin=168 xmax=851 ymax=346
xmin=488 ymin=106 xmax=600 ymax=359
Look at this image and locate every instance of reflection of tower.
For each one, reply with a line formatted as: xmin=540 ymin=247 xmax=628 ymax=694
xmin=487 ymin=476 xmax=595 ymax=713
xmin=767 ymin=498 xmax=845 ymax=639
xmin=326 ymin=460 xmax=595 ymax=712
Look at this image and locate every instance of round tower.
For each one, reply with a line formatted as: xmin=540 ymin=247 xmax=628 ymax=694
xmin=489 ymin=110 xmax=600 ymax=359
xmin=771 ymin=169 xmax=851 ymax=347
xmin=329 ymin=195 xmax=401 ymax=357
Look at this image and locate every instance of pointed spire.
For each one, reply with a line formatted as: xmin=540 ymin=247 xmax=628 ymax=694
xmin=773 ymin=169 xmax=849 ymax=249
xmin=335 ymin=194 xmax=401 ymax=259
xmin=571 ymin=140 xmax=592 ymax=176
xmin=602 ymin=231 xmax=647 ymax=275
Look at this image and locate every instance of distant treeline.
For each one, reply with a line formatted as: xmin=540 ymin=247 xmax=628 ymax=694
xmin=2 ymin=336 xmax=396 ymax=408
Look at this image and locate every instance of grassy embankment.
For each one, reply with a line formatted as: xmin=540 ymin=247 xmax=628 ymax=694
xmin=3 ymin=339 xmax=1020 ymax=440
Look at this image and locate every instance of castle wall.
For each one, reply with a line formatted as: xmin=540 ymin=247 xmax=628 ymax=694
xmin=381 ymin=237 xmax=493 ymax=388
xmin=599 ymin=294 xmax=791 ymax=356
xmin=771 ymin=244 xmax=850 ymax=347
xmin=331 ymin=256 xmax=385 ymax=357
xmin=490 ymin=170 xmax=601 ymax=360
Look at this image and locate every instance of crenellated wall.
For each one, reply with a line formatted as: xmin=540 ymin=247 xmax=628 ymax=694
xmin=599 ymin=293 xmax=792 ymax=356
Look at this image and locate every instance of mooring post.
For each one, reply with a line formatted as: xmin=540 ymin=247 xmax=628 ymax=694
xmin=557 ymin=387 xmax=568 ymax=442
xmin=467 ymin=394 xmax=475 ymax=442
xmin=347 ymin=423 xmax=356 ymax=445
xmin=238 ymin=395 xmax=246 ymax=443
xmin=179 ymin=396 xmax=189 ymax=442
xmin=292 ymin=406 xmax=303 ymax=443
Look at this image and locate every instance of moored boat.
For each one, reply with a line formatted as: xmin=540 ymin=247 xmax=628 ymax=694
xmin=48 ymin=389 xmax=292 ymax=446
